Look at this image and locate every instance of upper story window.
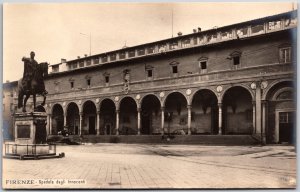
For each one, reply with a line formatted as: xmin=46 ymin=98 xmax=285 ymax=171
xmin=110 ymin=54 xmax=116 ymax=61
xmin=198 ymin=57 xmax=208 ymax=74
xmin=285 ymin=17 xmax=297 ymax=28
xmin=229 ymin=51 xmax=242 ymax=69
xmin=86 ymin=60 xmax=91 ymax=66
xmin=172 ymin=66 xmax=178 ymax=73
xmin=52 ymin=65 xmax=59 ymax=73
xmin=192 ymin=37 xmax=198 ymax=45
xmin=70 ymin=81 xmax=74 ymax=89
xmin=79 ymin=61 xmax=84 ymax=67
xmin=268 ymin=20 xmax=281 ymax=31
xmin=102 ymin=55 xmax=108 ymax=63
xmin=147 ymin=46 xmax=155 ymax=54
xmin=158 ymin=44 xmax=167 ymax=52
xmin=182 ymin=39 xmax=191 ymax=48
xmin=103 ymin=72 xmax=110 ymax=86
xmin=207 ymin=34 xmax=217 ymax=43
xmin=138 ymin=49 xmax=145 ymax=56
xmin=279 ymin=46 xmax=291 ymax=63
xmin=93 ymin=58 xmax=99 ymax=65
xmin=170 ymin=61 xmax=179 ymax=77
xmin=221 ymin=31 xmax=232 ymax=40
xmin=119 ymin=52 xmax=126 ymax=59
xmin=251 ymin=24 xmax=264 ymax=35
xmin=128 ymin=50 xmax=135 ymax=58
xmin=86 ymin=76 xmax=91 ymax=88
xmin=199 ymin=36 xmax=206 ymax=44
xmin=170 ymin=42 xmax=178 ymax=50
xmin=236 ymin=27 xmax=248 ymax=38
xmin=145 ymin=65 xmax=154 ymax=80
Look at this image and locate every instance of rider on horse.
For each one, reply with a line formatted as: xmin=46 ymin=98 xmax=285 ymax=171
xmin=22 ymin=51 xmax=38 ymax=94
xmin=18 ymin=51 xmax=48 ymax=112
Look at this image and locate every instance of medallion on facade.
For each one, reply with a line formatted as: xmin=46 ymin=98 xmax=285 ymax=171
xmin=159 ymin=92 xmax=165 ymax=98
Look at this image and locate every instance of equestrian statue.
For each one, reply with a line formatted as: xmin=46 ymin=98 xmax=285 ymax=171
xmin=17 ymin=51 xmax=49 ymax=112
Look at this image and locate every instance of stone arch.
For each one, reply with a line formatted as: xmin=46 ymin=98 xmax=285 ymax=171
xmin=117 ymin=95 xmax=138 ymax=110
xmin=119 ymin=96 xmax=138 ymax=135
xmin=262 ymin=79 xmax=295 ymax=144
xmin=82 ymin=100 xmax=97 ymax=135
xmin=222 ymin=86 xmax=253 ymax=135
xmin=191 ymin=89 xmax=218 ymax=135
xmin=190 ymin=88 xmax=218 ymax=104
xmin=140 ymin=94 xmax=162 ymax=108
xmin=140 ymin=94 xmax=162 ymax=135
xmin=162 ymin=91 xmax=188 ymax=107
xmin=99 ymin=98 xmax=116 ymax=135
xmin=51 ymin=104 xmax=64 ymax=135
xmin=164 ymin=91 xmax=188 ymax=134
xmin=81 ymin=99 xmax=97 ymax=113
xmin=262 ymin=79 xmax=294 ymax=100
xmin=66 ymin=102 xmax=80 ymax=135
xmin=220 ymin=84 xmax=254 ymax=102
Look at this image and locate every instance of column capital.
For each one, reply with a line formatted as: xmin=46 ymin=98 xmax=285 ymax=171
xmin=161 ymin=107 xmax=165 ymax=111
xmin=187 ymin=105 xmax=192 ymax=109
xmin=261 ymin=100 xmax=267 ymax=104
xmin=252 ymin=100 xmax=256 ymax=105
xmin=116 ymin=109 xmax=120 ymax=113
xmin=97 ymin=110 xmax=101 ymax=115
xmin=79 ymin=112 xmax=83 ymax=116
xmin=137 ymin=108 xmax=141 ymax=112
xmin=218 ymin=103 xmax=223 ymax=107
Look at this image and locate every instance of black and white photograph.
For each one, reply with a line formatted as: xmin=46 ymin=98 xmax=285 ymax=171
xmin=2 ymin=2 xmax=297 ymax=189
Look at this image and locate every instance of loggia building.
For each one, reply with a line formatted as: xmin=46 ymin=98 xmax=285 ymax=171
xmin=9 ymin=10 xmax=297 ymax=144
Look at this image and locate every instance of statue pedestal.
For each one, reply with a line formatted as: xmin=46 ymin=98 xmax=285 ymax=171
xmin=4 ymin=112 xmax=64 ymax=160
xmin=14 ymin=112 xmax=47 ymax=144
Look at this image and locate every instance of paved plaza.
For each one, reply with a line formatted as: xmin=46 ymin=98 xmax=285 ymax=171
xmin=2 ymin=144 xmax=296 ymax=189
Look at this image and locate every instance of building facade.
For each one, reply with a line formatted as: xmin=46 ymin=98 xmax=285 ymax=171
xmin=8 ymin=11 xmax=297 ymax=144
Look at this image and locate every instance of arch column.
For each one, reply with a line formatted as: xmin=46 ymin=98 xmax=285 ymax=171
xmin=116 ymin=110 xmax=120 ymax=135
xmin=137 ymin=108 xmax=141 ymax=135
xmin=218 ymin=103 xmax=222 ymax=135
xmin=187 ymin=105 xmax=192 ymax=135
xmin=79 ymin=112 xmax=83 ymax=135
xmin=48 ymin=113 xmax=52 ymax=135
xmin=255 ymin=85 xmax=262 ymax=135
xmin=96 ymin=111 xmax=100 ymax=135
xmin=161 ymin=107 xmax=165 ymax=135
xmin=252 ymin=101 xmax=256 ymax=134
xmin=261 ymin=100 xmax=267 ymax=144
xmin=63 ymin=112 xmax=67 ymax=127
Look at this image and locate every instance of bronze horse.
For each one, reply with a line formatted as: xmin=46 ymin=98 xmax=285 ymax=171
xmin=17 ymin=61 xmax=49 ymax=112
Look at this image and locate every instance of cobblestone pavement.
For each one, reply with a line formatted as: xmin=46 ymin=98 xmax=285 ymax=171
xmin=2 ymin=144 xmax=296 ymax=189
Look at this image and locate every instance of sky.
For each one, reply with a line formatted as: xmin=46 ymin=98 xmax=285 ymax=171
xmin=3 ymin=2 xmax=296 ymax=82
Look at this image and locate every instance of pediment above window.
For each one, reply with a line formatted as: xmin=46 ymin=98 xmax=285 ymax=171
xmin=169 ymin=61 xmax=179 ymax=66
xmin=197 ymin=56 xmax=208 ymax=61
xmin=230 ymin=51 xmax=242 ymax=57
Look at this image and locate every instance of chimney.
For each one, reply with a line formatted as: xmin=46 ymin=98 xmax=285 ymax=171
xmin=177 ymin=32 xmax=182 ymax=36
xmin=61 ymin=58 xmax=67 ymax=63
xmin=198 ymin=27 xmax=201 ymax=32
xmin=193 ymin=29 xmax=197 ymax=33
xmin=84 ymin=54 xmax=88 ymax=57
xmin=77 ymin=56 xmax=80 ymax=59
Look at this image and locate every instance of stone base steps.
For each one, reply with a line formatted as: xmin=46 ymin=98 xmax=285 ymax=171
xmin=47 ymin=135 xmax=260 ymax=145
